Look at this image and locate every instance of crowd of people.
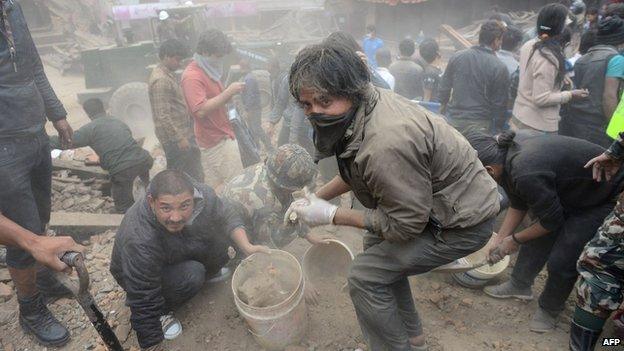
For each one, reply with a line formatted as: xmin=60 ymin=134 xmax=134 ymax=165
xmin=3 ymin=0 xmax=624 ymax=350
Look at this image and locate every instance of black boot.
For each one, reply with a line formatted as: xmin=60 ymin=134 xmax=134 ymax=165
xmin=569 ymin=320 xmax=601 ymax=351
xmin=19 ymin=293 xmax=70 ymax=347
xmin=36 ymin=265 xmax=73 ymax=303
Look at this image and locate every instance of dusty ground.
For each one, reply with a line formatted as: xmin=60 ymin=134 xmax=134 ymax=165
xmin=0 ymin=66 xmax=616 ymax=351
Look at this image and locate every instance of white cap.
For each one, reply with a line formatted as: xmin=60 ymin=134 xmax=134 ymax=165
xmin=184 ymin=1 xmax=193 ymax=5
xmin=159 ymin=10 xmax=170 ymax=21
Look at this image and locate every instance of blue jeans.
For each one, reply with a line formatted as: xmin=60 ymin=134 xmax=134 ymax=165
xmin=0 ymin=132 xmax=52 ymax=269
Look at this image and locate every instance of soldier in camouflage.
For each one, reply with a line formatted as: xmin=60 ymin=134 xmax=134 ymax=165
xmin=223 ymin=144 xmax=333 ymax=248
xmin=570 ymin=192 xmax=624 ymax=351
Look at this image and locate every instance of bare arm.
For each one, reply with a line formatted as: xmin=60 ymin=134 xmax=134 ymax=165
xmin=0 ymin=213 xmax=84 ymax=272
xmin=196 ymin=84 xmax=243 ymax=119
xmin=603 ymin=77 xmax=620 ymax=120
xmin=513 ymin=221 xmax=550 ymax=243
xmin=333 ymin=208 xmax=366 ymax=229
xmin=316 ymin=175 xmax=351 ymax=201
xmin=496 ymin=207 xmax=527 ymax=238
xmin=229 ymin=227 xmax=269 ymax=256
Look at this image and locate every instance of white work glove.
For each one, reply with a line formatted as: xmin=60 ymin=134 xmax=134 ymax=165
xmin=284 ymin=189 xmax=338 ymax=227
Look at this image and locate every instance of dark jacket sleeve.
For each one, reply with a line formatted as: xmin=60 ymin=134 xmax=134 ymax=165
xmin=490 ymin=63 xmax=510 ymax=131
xmin=513 ymin=172 xmax=564 ymax=231
xmin=22 ymin=5 xmax=67 ymax=122
xmin=438 ymin=56 xmax=454 ymax=105
xmin=122 ymin=237 xmax=166 ymax=348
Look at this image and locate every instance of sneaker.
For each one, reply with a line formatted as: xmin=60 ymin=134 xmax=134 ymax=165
xmin=160 ymin=313 xmax=182 ymax=340
xmin=529 ymin=307 xmax=558 ymax=333
xmin=207 ymin=267 xmax=231 ymax=284
xmin=19 ymin=293 xmax=70 ymax=347
xmin=483 ymin=280 xmax=533 ymax=300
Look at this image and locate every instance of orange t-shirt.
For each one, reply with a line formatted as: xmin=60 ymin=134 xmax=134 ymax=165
xmin=181 ymin=61 xmax=235 ymax=149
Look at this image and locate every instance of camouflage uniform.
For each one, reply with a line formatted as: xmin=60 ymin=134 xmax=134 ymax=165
xmin=222 ymin=144 xmax=317 ymax=248
xmin=576 ymin=200 xmax=624 ymax=319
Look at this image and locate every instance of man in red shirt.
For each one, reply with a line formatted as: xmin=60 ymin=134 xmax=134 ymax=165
xmin=181 ymin=29 xmax=245 ymax=191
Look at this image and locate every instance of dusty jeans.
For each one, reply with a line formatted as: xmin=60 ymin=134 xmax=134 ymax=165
xmin=200 ymin=138 xmax=244 ymax=189
xmin=510 ymin=203 xmax=614 ymax=315
xmin=111 ymin=158 xmax=153 ymax=214
xmin=0 ymin=132 xmax=51 ymax=269
xmin=348 ymin=218 xmax=494 ymax=351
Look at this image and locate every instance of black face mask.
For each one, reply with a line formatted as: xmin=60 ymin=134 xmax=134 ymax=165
xmin=308 ymin=108 xmax=356 ymax=158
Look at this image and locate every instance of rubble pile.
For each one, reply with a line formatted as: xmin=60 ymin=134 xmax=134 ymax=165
xmin=51 ymin=170 xmax=115 ymax=214
xmin=0 ymin=231 xmax=141 ymax=351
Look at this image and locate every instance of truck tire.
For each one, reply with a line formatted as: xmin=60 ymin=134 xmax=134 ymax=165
xmin=108 ymin=82 xmax=156 ymax=147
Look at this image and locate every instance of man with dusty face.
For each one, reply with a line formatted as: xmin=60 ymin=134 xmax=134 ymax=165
xmin=110 ymin=170 xmax=266 ymax=350
xmin=148 ymin=188 xmax=194 ymax=234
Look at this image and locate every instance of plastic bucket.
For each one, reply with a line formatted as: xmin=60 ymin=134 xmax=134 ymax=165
xmin=231 ymin=250 xmax=307 ymax=350
xmin=302 ymin=239 xmax=354 ymax=284
xmin=451 ymin=255 xmax=510 ymax=289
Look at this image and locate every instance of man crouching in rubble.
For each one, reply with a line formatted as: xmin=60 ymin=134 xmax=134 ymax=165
xmin=285 ymin=43 xmax=500 ymax=351
xmin=109 ymin=170 xmax=268 ymax=350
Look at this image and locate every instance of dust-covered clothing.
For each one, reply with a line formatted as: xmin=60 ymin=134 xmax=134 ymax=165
xmin=389 ymin=58 xmax=424 ymax=100
xmin=512 ymin=38 xmax=572 ymax=133
xmin=348 ymin=218 xmax=494 ymax=351
xmin=181 ymin=60 xmax=235 ymax=149
xmin=222 ymin=164 xmax=303 ymax=248
xmin=502 ymin=135 xmax=622 ymax=232
xmin=200 ymin=137 xmax=243 ymax=188
xmin=148 ymin=64 xmax=194 ymax=146
xmin=576 ymin=203 xmax=624 ymax=319
xmin=0 ymin=0 xmax=67 ymax=138
xmin=438 ymin=45 xmax=509 ymax=132
xmin=235 ymin=72 xmax=272 ymax=151
xmin=415 ymin=57 xmax=442 ymax=102
xmin=337 ymin=87 xmax=500 ymax=242
xmin=501 ymin=135 xmax=623 ymax=314
xmin=109 ymin=180 xmax=243 ymax=349
xmin=49 ymin=114 xmax=152 ymax=176
xmin=560 ymin=45 xmax=618 ymax=148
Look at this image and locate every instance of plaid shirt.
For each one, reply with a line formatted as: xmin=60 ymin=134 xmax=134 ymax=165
xmin=148 ymin=64 xmax=193 ymax=145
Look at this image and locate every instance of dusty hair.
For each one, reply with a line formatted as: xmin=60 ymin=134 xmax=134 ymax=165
xmin=288 ymin=43 xmax=370 ymax=104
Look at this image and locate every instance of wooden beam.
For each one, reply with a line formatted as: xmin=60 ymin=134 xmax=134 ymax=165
xmin=439 ymin=24 xmax=472 ymax=50
xmin=52 ymin=159 xmax=109 ymax=180
xmin=49 ymin=212 xmax=123 ymax=238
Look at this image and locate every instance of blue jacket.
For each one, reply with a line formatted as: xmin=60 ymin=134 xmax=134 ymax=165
xmin=0 ymin=0 xmax=66 ymax=138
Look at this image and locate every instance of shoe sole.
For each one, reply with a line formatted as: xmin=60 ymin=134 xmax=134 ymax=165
xmin=483 ymin=290 xmax=534 ymax=301
xmin=19 ymin=316 xmax=70 ymax=347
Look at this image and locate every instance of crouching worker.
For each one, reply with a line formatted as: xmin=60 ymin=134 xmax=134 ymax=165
xmin=110 ymin=170 xmax=268 ymax=350
xmin=465 ymin=131 xmax=624 ymax=334
xmin=285 ymin=43 xmax=500 ymax=351
xmin=50 ymin=98 xmax=153 ymax=213
xmin=223 ymin=144 xmax=331 ymax=248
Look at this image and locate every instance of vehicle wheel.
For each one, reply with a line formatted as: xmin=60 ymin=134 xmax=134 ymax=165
xmin=108 ymin=82 xmax=156 ymax=147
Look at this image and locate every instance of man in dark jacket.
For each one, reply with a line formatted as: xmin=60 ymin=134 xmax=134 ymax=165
xmin=560 ymin=16 xmax=624 ymax=148
xmin=439 ymin=20 xmax=510 ymax=134
xmin=50 ymin=99 xmax=153 ymax=213
xmin=110 ymin=170 xmax=267 ymax=350
xmin=0 ymin=0 xmax=75 ymax=346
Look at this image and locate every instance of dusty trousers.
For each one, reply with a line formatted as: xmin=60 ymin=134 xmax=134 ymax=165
xmin=348 ymin=218 xmax=494 ymax=351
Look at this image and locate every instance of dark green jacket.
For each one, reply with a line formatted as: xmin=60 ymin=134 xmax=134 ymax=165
xmin=50 ymin=113 xmax=152 ymax=175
